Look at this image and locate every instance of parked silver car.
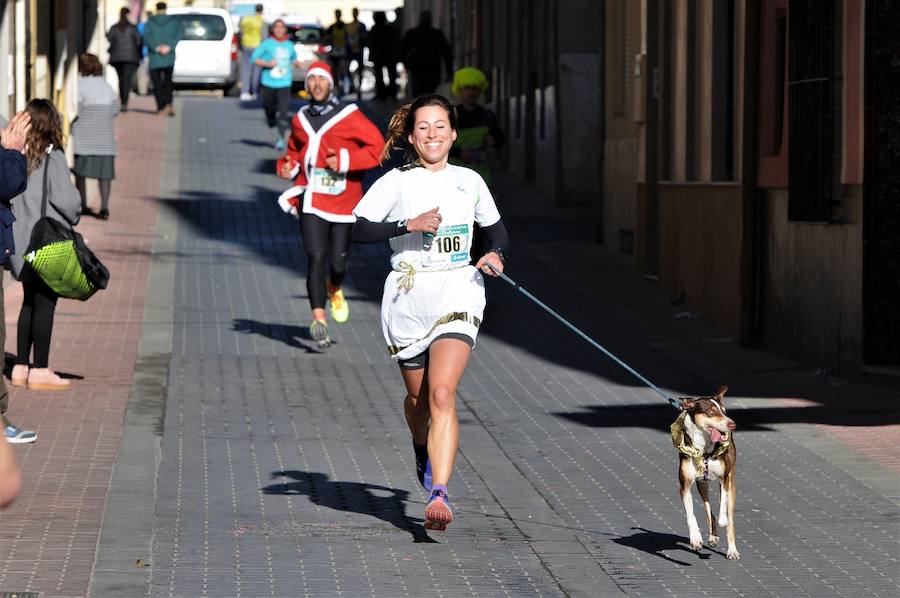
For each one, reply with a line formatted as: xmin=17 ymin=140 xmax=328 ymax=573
xmin=287 ymin=23 xmax=329 ymax=91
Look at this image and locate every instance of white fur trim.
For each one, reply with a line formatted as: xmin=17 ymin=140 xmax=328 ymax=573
xmin=306 ymin=66 xmax=334 ymax=88
xmin=300 ymin=189 xmax=357 ymax=223
xmin=338 ymin=147 xmax=350 ymax=173
xmin=298 ymin=103 xmax=360 ymax=181
xmin=277 ymin=186 xmax=305 ymax=219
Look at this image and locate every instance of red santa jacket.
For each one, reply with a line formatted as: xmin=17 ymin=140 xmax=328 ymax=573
xmin=276 ymin=103 xmax=384 ymax=223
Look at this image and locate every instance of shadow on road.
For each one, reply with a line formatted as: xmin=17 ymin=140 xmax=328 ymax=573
xmin=238 ymin=138 xmax=277 ymax=148
xmin=611 ymin=527 xmax=723 ymax=566
xmin=262 ymin=470 xmax=437 ymax=543
xmin=555 ymin=400 xmax=900 ymax=430
xmin=231 ymin=319 xmax=322 ymax=353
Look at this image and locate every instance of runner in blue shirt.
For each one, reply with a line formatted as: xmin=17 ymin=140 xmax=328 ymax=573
xmin=251 ymin=19 xmax=299 ymax=150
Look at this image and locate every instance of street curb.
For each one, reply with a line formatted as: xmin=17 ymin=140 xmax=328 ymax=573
xmin=88 ymin=101 xmax=181 ymax=598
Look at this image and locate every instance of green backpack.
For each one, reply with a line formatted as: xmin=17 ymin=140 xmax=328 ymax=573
xmin=23 ymin=153 xmax=109 ymax=300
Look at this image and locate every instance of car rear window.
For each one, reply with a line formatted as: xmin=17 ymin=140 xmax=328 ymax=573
xmin=171 ymin=14 xmax=227 ymax=41
xmin=291 ymin=26 xmax=323 ymax=44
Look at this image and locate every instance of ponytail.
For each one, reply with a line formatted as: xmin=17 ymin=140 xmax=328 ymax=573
xmin=380 ymin=103 xmax=411 ymax=164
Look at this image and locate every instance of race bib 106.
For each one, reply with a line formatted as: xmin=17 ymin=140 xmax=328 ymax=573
xmin=424 ymin=223 xmax=470 ymax=267
xmin=310 ymin=167 xmax=347 ymax=195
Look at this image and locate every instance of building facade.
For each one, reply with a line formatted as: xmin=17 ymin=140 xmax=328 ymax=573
xmin=0 ymin=0 xmax=145 ymax=136
xmin=414 ymin=0 xmax=897 ymax=374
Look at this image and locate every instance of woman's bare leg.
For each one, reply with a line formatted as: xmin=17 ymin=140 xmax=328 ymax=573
xmin=400 ymin=366 xmax=430 ymax=444
xmin=425 ymin=338 xmax=471 ymax=487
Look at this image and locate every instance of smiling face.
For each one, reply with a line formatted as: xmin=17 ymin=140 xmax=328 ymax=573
xmin=407 ymin=105 xmax=457 ymax=170
xmin=271 ymin=20 xmax=287 ymax=38
xmin=307 ymin=74 xmax=331 ymax=102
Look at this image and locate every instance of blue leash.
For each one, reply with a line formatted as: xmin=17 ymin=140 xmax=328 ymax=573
xmin=488 ymin=265 xmax=681 ymax=410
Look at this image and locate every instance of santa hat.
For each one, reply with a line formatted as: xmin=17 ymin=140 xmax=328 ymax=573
xmin=305 ymin=61 xmax=334 ymax=89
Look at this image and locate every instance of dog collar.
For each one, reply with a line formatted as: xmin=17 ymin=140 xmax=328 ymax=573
xmin=670 ymin=411 xmax=731 ymax=479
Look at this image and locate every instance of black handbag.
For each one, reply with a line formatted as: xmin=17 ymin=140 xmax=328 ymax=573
xmin=23 ymin=153 xmax=110 ymax=300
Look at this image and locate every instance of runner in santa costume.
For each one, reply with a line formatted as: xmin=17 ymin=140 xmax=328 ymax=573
xmin=276 ymin=61 xmax=384 ymax=347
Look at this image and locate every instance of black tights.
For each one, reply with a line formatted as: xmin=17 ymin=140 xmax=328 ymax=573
xmin=17 ymin=275 xmax=59 ymax=369
xmin=300 ymin=212 xmax=352 ymax=310
xmin=111 ymin=61 xmax=137 ymax=107
xmin=259 ymin=85 xmax=291 ymax=137
xmin=76 ymin=176 xmax=111 ymax=212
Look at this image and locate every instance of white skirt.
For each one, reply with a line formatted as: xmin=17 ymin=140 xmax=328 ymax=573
xmin=381 ymin=265 xmax=486 ymax=360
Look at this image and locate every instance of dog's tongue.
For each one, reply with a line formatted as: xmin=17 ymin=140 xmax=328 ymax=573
xmin=709 ymin=427 xmax=723 ymax=443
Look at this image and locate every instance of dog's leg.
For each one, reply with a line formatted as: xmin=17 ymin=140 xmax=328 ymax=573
xmin=722 ymin=472 xmax=740 ymax=560
xmin=717 ymin=478 xmax=729 ymax=528
xmin=697 ymin=480 xmax=718 ymax=546
xmin=680 ymin=460 xmax=703 ymax=551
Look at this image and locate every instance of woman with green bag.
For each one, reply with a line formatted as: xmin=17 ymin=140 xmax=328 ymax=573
xmin=8 ymin=100 xmax=82 ymax=391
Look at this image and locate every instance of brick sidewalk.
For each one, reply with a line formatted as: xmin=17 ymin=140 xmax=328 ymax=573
xmin=0 ymin=95 xmax=167 ymax=597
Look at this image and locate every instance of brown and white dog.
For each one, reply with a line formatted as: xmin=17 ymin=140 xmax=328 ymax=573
xmin=672 ymin=386 xmax=739 ymax=559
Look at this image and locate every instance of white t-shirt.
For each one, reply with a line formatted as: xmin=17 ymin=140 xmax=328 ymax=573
xmin=354 ymin=163 xmax=501 ymax=272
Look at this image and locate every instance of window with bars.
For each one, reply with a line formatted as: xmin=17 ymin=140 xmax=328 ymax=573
xmin=788 ymin=0 xmax=840 ymax=222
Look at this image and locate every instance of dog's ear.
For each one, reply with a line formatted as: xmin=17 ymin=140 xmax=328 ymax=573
xmin=680 ymin=398 xmax=696 ymax=410
xmin=714 ymin=386 xmax=728 ymax=400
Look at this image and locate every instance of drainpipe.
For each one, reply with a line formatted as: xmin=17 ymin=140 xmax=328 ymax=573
xmin=744 ymin=0 xmax=763 ymax=348
xmin=595 ymin=0 xmax=605 ymax=244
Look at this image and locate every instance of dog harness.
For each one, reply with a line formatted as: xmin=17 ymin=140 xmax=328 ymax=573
xmin=670 ymin=410 xmax=730 ymax=480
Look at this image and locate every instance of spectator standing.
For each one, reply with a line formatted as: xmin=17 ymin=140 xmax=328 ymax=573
xmin=251 ymin=19 xmax=298 ymax=150
xmin=450 ymin=67 xmax=505 ymax=185
xmin=106 ymin=6 xmax=142 ymax=111
xmin=368 ymin=11 xmax=400 ymax=100
xmin=325 ymin=9 xmax=350 ymax=96
xmin=72 ymin=53 xmax=120 ymax=220
xmin=0 ymin=111 xmax=37 ymax=444
xmin=239 ymin=3 xmax=266 ymax=100
xmin=399 ymin=10 xmax=452 ymax=98
xmin=8 ymin=100 xmax=82 ymax=392
xmin=143 ymin=1 xmax=182 ymax=116
xmin=346 ymin=8 xmax=367 ymax=98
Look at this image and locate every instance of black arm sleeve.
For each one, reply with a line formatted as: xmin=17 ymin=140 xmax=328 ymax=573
xmin=481 ymin=220 xmax=510 ymax=255
xmin=351 ymin=217 xmax=409 ymax=243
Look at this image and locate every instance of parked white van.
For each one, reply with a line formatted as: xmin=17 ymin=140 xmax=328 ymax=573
xmin=168 ymin=7 xmax=239 ymax=93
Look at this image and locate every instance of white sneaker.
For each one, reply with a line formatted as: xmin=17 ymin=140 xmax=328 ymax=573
xmin=240 ymin=92 xmax=252 ymax=101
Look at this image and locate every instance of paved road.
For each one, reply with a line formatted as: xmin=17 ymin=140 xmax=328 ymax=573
xmin=95 ymin=96 xmax=899 ymax=597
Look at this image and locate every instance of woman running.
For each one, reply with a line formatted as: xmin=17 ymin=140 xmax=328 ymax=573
xmin=351 ymin=94 xmax=509 ymax=530
xmin=276 ymin=61 xmax=383 ymax=346
xmin=251 ymin=19 xmax=298 ymax=150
